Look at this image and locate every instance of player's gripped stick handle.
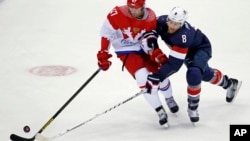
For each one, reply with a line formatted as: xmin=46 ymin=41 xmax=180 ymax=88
xmin=10 ymin=68 xmax=101 ymax=141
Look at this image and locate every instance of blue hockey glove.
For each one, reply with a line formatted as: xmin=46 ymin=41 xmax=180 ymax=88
xmin=141 ymin=30 xmax=159 ymax=54
xmin=146 ymin=73 xmax=160 ymax=94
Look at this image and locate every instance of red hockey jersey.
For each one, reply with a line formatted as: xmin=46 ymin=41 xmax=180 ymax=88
xmin=100 ymin=5 xmax=156 ymax=54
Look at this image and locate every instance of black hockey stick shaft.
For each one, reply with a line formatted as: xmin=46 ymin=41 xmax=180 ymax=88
xmin=10 ymin=68 xmax=101 ymax=141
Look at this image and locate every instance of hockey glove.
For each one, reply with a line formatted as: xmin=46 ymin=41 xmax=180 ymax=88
xmin=151 ymin=48 xmax=168 ymax=65
xmin=146 ymin=73 xmax=160 ymax=94
xmin=141 ymin=30 xmax=159 ymax=54
xmin=97 ymin=50 xmax=112 ymax=71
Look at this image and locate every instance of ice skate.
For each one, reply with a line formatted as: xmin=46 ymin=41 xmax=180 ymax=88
xmin=187 ymin=108 xmax=199 ymax=123
xmin=166 ymin=96 xmax=179 ymax=113
xmin=187 ymin=95 xmax=200 ymax=124
xmin=156 ymin=107 xmax=169 ymax=127
xmin=226 ymin=78 xmax=242 ymax=103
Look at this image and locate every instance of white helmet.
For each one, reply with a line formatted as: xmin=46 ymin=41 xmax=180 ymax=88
xmin=168 ymin=6 xmax=188 ymax=25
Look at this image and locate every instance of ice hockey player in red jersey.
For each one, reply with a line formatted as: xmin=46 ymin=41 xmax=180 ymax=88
xmin=141 ymin=6 xmax=242 ymax=123
xmin=97 ymin=0 xmax=179 ymax=126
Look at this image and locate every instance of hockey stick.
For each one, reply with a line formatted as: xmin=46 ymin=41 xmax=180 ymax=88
xmin=10 ymin=68 xmax=101 ymax=141
xmin=48 ymin=90 xmax=144 ymax=140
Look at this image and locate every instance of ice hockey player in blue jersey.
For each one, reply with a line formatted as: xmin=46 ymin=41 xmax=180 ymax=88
xmin=141 ymin=6 xmax=242 ymax=123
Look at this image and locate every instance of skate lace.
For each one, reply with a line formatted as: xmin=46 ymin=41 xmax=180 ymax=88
xmin=158 ymin=109 xmax=167 ymax=120
xmin=166 ymin=97 xmax=177 ymax=108
xmin=188 ymin=109 xmax=199 ymax=118
xmin=227 ymin=79 xmax=237 ymax=98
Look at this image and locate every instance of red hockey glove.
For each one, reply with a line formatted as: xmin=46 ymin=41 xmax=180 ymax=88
xmin=97 ymin=50 xmax=112 ymax=71
xmin=150 ymin=48 xmax=168 ymax=65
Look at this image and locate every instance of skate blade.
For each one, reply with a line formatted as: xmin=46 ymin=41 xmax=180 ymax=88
xmin=173 ymin=113 xmax=178 ymax=117
xmin=191 ymin=122 xmax=198 ymax=127
xmin=230 ymin=81 xmax=242 ymax=103
xmin=161 ymin=123 xmax=170 ymax=128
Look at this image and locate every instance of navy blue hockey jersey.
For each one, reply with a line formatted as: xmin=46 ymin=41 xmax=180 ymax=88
xmin=155 ymin=15 xmax=212 ymax=80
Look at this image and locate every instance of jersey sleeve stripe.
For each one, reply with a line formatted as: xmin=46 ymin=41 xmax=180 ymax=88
xmin=172 ymin=45 xmax=188 ymax=53
xmin=169 ymin=50 xmax=186 ymax=60
xmin=169 ymin=45 xmax=188 ymax=60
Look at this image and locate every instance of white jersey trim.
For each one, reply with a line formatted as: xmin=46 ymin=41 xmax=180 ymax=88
xmin=169 ymin=50 xmax=186 ymax=60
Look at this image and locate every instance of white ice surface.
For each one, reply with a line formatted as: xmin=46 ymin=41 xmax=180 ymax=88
xmin=0 ymin=0 xmax=250 ymax=141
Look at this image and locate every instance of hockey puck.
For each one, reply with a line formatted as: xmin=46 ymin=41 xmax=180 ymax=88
xmin=23 ymin=126 xmax=30 ymax=133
